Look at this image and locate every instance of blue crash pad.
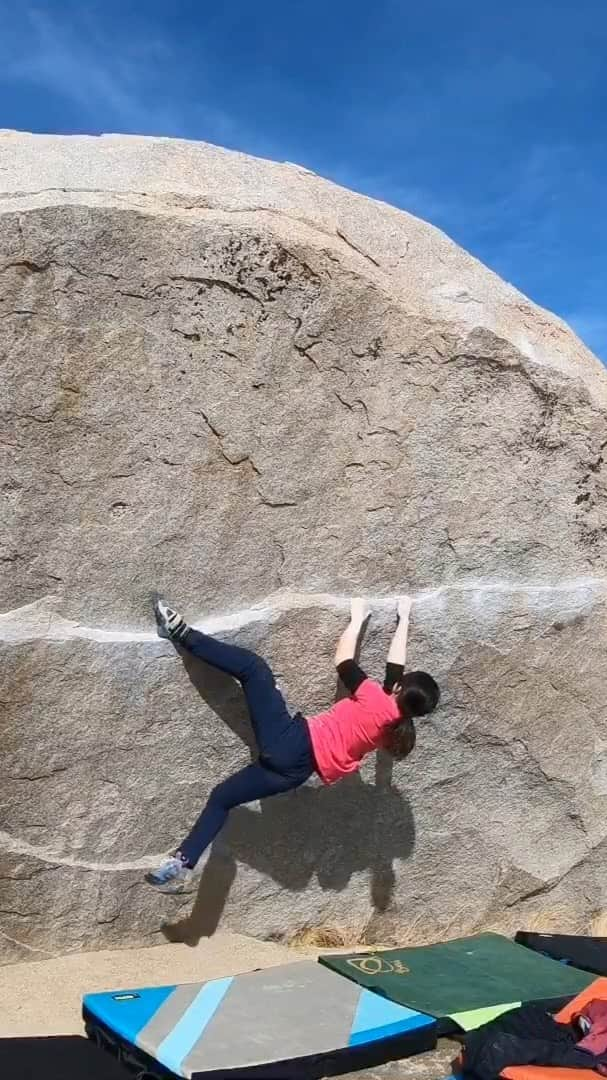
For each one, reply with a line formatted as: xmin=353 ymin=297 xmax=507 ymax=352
xmin=83 ymin=960 xmax=437 ymax=1079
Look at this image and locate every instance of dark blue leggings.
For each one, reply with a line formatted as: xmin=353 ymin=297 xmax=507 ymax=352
xmin=178 ymin=629 xmax=314 ymax=867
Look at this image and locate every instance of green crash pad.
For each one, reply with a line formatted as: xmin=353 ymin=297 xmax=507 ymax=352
xmin=320 ymin=933 xmax=593 ymax=1027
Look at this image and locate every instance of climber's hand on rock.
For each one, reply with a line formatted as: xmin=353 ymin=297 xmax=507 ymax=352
xmin=387 ymin=596 xmax=413 ymax=667
xmin=397 ymin=595 xmax=413 ymax=622
xmin=350 ymin=598 xmax=370 ymax=626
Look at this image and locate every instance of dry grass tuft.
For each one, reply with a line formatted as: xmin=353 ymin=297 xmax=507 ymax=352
xmin=288 ymin=926 xmax=351 ymax=950
xmin=287 ymin=906 xmax=607 ymax=957
xmin=590 ymin=912 xmax=607 ymax=937
xmin=287 ymin=922 xmax=397 ymax=952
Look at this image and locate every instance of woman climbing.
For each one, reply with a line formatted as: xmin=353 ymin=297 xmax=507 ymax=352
xmin=146 ymin=594 xmax=440 ymax=891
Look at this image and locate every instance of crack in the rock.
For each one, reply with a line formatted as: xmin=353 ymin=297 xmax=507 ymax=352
xmin=6 ymin=746 xmax=113 ymax=781
xmin=0 ymin=907 xmax=43 ymax=919
xmin=286 ymin=314 xmax=322 ymax=372
xmin=167 ymin=273 xmax=263 ymax=305
xmin=0 ymin=925 xmax=53 ymax=957
xmin=194 ymin=408 xmax=303 ymax=506
xmin=0 ymin=257 xmax=123 ymax=285
xmin=7 ymin=410 xmax=59 ymax=425
xmin=0 ymin=308 xmax=37 ymax=318
xmin=505 ymin=876 xmax=560 ymax=908
xmin=171 ymin=327 xmax=201 ymax=342
xmin=334 ymin=390 xmax=357 ymax=413
xmin=256 ymin=493 xmax=298 ymax=508
xmin=195 ymin=408 xmax=261 ymax=474
xmin=9 ymin=765 xmax=71 ymax=782
xmin=335 ymin=227 xmax=381 ymax=268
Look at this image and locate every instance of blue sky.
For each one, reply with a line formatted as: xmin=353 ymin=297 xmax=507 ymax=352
xmin=1 ymin=1 xmax=606 ymax=361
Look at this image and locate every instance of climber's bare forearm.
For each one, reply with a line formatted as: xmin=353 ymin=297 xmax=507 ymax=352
xmin=334 ymin=599 xmax=369 ymax=665
xmin=387 ymin=596 xmax=412 ymax=667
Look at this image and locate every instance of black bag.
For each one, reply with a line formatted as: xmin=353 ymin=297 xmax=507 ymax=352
xmin=461 ymin=1003 xmax=599 ymax=1080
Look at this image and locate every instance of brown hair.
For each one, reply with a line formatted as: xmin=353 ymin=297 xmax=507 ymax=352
xmin=383 ymin=719 xmax=416 ymax=760
xmin=383 ymin=671 xmax=439 ymax=761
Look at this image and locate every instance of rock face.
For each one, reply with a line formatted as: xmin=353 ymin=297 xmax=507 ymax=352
xmin=0 ymin=131 xmax=606 ymax=965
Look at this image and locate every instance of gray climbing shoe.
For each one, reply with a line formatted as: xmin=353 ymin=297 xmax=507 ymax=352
xmin=145 ymin=854 xmax=191 ymax=893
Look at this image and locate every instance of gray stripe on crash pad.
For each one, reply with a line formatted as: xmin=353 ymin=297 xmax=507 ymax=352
xmin=181 ymin=960 xmax=361 ymax=1074
xmin=136 ymin=982 xmax=202 ymax=1062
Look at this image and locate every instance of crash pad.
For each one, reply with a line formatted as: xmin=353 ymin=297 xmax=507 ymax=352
xmin=320 ymin=933 xmax=594 ymax=1026
xmin=517 ymin=933 xmax=607 ymax=978
xmin=83 ymin=960 xmax=437 ymax=1080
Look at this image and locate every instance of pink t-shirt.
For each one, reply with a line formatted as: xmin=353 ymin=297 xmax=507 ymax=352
xmin=307 ymin=679 xmax=401 ymax=784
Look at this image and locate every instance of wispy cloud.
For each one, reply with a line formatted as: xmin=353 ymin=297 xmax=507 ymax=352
xmin=2 ymin=7 xmax=153 ymax=128
xmin=0 ymin=5 xmax=235 ymax=139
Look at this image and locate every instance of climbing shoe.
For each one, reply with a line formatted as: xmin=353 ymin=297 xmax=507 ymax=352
xmin=152 ymin=594 xmax=189 ymax=642
xmin=145 ymin=854 xmax=192 ymax=893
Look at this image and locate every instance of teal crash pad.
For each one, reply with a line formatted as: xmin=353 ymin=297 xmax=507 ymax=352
xmin=320 ymin=933 xmax=593 ymax=1025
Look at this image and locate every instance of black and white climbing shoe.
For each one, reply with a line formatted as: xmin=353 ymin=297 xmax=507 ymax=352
xmin=152 ymin=594 xmax=189 ymax=642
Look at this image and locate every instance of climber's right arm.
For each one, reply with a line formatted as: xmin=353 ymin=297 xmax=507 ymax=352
xmin=334 ymin=598 xmax=369 ymax=693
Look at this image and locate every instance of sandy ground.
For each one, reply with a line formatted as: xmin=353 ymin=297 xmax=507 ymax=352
xmin=0 ymin=932 xmax=300 ymax=1037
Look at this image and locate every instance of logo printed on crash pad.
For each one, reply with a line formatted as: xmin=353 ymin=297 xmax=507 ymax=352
xmin=347 ymin=956 xmax=410 ymax=976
